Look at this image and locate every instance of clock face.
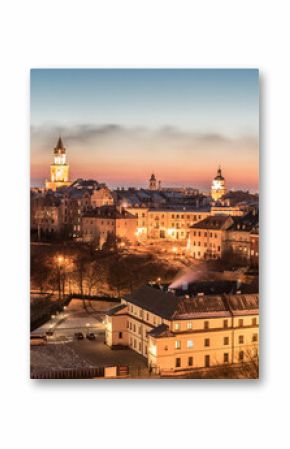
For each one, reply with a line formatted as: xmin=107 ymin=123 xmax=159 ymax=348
xmin=56 ymin=168 xmax=63 ymax=180
xmin=213 ymin=180 xmax=221 ymax=189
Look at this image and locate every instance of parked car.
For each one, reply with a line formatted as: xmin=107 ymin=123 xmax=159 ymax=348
xmin=74 ymin=332 xmax=84 ymax=340
xmin=31 ymin=335 xmax=47 ymax=346
xmin=86 ymin=332 xmax=96 ymax=340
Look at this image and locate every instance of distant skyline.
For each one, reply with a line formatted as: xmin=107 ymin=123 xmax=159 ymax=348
xmin=30 ymin=69 xmax=259 ymax=191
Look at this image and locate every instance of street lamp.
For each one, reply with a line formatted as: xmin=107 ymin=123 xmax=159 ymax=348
xmin=57 ymin=255 xmax=64 ymax=301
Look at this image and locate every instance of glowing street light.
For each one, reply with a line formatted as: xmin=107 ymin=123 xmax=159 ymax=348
xmin=56 ymin=255 xmax=64 ymax=301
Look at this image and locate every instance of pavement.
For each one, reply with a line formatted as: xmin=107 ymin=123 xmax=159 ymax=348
xmin=31 ymin=299 xmax=148 ymax=374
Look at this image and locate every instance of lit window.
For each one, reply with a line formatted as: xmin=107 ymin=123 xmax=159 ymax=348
xmin=187 ymin=322 xmax=192 ymax=329
xmin=175 ymin=323 xmax=180 ymax=330
xmin=187 ymin=340 xmax=193 ymax=348
xmin=175 ymin=340 xmax=181 ymax=349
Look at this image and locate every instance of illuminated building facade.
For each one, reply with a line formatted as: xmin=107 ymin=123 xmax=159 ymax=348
xmin=45 ymin=138 xmax=71 ymax=191
xmin=105 ymin=284 xmax=259 ymax=374
xmin=211 ymin=166 xmax=227 ymax=201
xmin=82 ymin=206 xmax=138 ymax=247
xmin=127 ymin=207 xmax=211 ymax=242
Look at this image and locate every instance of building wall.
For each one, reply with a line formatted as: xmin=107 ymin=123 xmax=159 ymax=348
xmin=148 ymin=314 xmax=259 ymax=372
xmin=126 ymin=208 xmax=211 ymax=242
xmin=91 ymin=187 xmax=115 ymax=208
xmin=82 ymin=215 xmax=137 ymax=246
xmin=250 ymin=234 xmax=259 ymax=267
xmin=189 ymin=228 xmax=224 ymax=259
xmin=105 ymin=300 xmax=259 ymax=374
xmin=105 ymin=314 xmax=128 ymax=347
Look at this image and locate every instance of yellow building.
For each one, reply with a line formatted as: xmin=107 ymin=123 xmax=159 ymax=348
xmin=126 ymin=207 xmax=211 ymax=242
xmin=190 ymin=215 xmax=234 ymax=259
xmin=211 ymin=166 xmax=227 ymax=201
xmin=45 ymin=137 xmax=71 ymax=191
xmin=82 ymin=206 xmax=138 ymax=247
xmin=105 ymin=285 xmax=259 ymax=375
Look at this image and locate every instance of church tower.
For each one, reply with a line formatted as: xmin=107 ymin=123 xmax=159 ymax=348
xmin=211 ymin=166 xmax=227 ymax=201
xmin=45 ymin=138 xmax=71 ymax=191
xmin=149 ymin=173 xmax=157 ymax=190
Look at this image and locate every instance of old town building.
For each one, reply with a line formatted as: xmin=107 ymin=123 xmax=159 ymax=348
xmin=105 ymin=283 xmax=259 ymax=374
xmin=45 ymin=137 xmax=71 ymax=191
xmin=31 ymin=192 xmax=62 ymax=239
xmin=126 ymin=207 xmax=211 ymax=242
xmin=211 ymin=166 xmax=227 ymax=201
xmin=189 ymin=211 xmax=259 ymax=261
xmin=82 ymin=205 xmax=138 ymax=247
xmin=190 ymin=215 xmax=234 ymax=259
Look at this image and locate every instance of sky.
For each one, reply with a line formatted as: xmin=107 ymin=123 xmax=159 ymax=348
xmin=30 ymin=69 xmax=259 ymax=191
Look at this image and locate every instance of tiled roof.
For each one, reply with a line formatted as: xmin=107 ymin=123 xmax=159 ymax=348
xmin=148 ymin=324 xmax=174 ymax=337
xmin=191 ymin=215 xmax=232 ymax=230
xmin=107 ymin=304 xmax=128 ymax=316
xmin=83 ymin=205 xmax=136 ymax=219
xmin=123 ymin=285 xmax=259 ymax=320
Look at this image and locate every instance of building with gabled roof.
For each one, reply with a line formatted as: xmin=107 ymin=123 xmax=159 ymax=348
xmin=105 ymin=283 xmax=259 ymax=374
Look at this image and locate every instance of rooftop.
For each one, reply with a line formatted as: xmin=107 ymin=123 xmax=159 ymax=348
xmin=123 ymin=284 xmax=259 ymax=321
xmin=191 ymin=215 xmax=233 ymax=230
xmin=83 ymin=205 xmax=136 ymax=219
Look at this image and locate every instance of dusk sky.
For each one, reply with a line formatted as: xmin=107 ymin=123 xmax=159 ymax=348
xmin=30 ymin=69 xmax=259 ymax=191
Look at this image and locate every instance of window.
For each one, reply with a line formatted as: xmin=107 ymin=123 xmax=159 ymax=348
xmin=204 ymin=321 xmax=209 ymax=329
xmin=252 ymin=333 xmax=258 ymax=342
xmin=188 ymin=357 xmax=193 ymax=367
xmin=224 ymin=337 xmax=229 ymax=345
xmin=204 ymin=338 xmax=210 ymax=347
xmin=134 ymin=339 xmax=136 ymax=348
xmin=187 ymin=340 xmax=193 ymax=348
xmin=239 ymin=351 xmax=244 ymax=361
xmin=175 ymin=323 xmax=180 ymax=330
xmin=119 ymin=332 xmax=123 ymax=339
xmin=175 ymin=340 xmax=181 ymax=349
xmin=224 ymin=353 xmax=229 ymax=363
xmin=223 ymin=319 xmax=228 ymax=328
xmin=139 ymin=342 xmax=141 ymax=351
xmin=138 ymin=326 xmax=142 ymax=335
xmin=187 ymin=322 xmax=192 ymax=329
xmin=205 ymin=355 xmax=210 ymax=367
xmin=129 ymin=322 xmax=132 ymax=330
xmin=238 ymin=319 xmax=244 ymax=327
xmin=175 ymin=358 xmax=181 ymax=368
xmin=133 ymin=324 xmax=136 ymax=332
xmin=252 ymin=318 xmax=257 ymax=326
xmin=239 ymin=335 xmax=244 ymax=344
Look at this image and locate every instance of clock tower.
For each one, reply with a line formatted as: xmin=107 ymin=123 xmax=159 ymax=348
xmin=211 ymin=166 xmax=227 ymax=201
xmin=45 ymin=137 xmax=71 ymax=191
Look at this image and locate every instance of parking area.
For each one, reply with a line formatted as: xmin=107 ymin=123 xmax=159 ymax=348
xmin=31 ymin=298 xmax=149 ymax=376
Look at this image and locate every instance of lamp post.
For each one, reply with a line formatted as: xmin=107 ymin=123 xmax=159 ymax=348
xmin=57 ymin=256 xmax=64 ymax=301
